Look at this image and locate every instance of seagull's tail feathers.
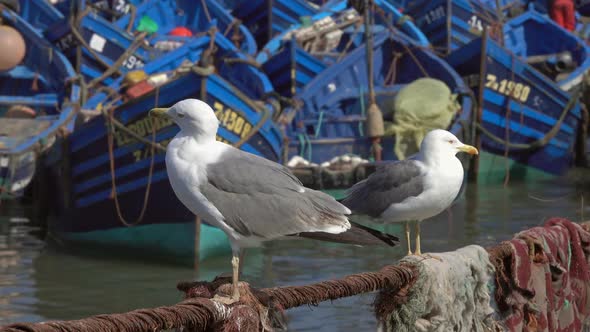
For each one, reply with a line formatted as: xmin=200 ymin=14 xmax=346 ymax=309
xmin=303 ymin=189 xmax=351 ymax=232
xmin=295 ymin=221 xmax=399 ymax=247
xmin=306 ymin=189 xmax=351 ymax=215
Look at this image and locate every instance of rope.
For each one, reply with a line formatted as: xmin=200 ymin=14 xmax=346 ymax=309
xmin=297 ymin=133 xmax=306 ymax=157
xmin=125 ymin=4 xmax=137 ymax=34
xmin=200 ymin=0 xmax=212 ymax=22
xmin=305 ymin=132 xmax=312 ymax=161
xmin=87 ymin=32 xmax=148 ymax=90
xmin=359 ymin=86 xmax=365 ymax=136
xmin=2 ymin=298 xmax=225 ymax=332
xmin=473 ymin=89 xmax=580 ymax=151
xmin=68 ymin=7 xmax=114 ymax=71
xmin=0 ymin=236 xmax=545 ymax=332
xmin=100 ymin=105 xmax=166 ymax=152
xmin=336 ymin=20 xmax=363 ymax=62
xmin=503 ymin=55 xmax=516 ymax=187
xmin=104 ymin=88 xmax=158 ymax=227
xmin=223 ymin=57 xmax=263 ymax=69
xmin=383 ymin=52 xmax=402 ymax=85
xmin=314 ymin=111 xmax=324 ymax=138
xmin=373 ymin=6 xmax=429 ymax=77
xmin=223 ymin=18 xmax=238 ymax=36
xmin=266 ymin=264 xmax=415 ymax=309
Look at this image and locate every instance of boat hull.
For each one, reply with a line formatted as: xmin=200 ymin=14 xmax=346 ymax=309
xmin=50 ymin=211 xmax=231 ymax=265
xmin=448 ymin=35 xmax=582 ymax=176
xmin=0 ymin=8 xmax=80 ymax=199
xmin=406 ymin=0 xmax=497 ymax=54
xmin=285 ymin=31 xmax=474 ymax=164
xmin=47 ymin=71 xmax=282 ymax=264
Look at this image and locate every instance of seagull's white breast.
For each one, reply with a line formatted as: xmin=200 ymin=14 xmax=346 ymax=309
xmin=382 ymin=157 xmax=464 ymax=222
xmin=165 ymin=136 xmax=242 ymax=239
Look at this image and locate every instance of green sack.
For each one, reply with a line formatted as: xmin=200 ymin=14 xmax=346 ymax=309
xmin=388 ymin=78 xmax=460 ymax=160
xmin=136 ymin=16 xmax=158 ymax=34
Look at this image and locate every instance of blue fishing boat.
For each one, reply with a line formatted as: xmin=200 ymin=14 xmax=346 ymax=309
xmin=447 ymin=31 xmax=583 ymax=176
xmin=45 ymin=31 xmax=282 ymax=263
xmin=35 ymin=0 xmax=256 ymax=88
xmin=404 ymin=0 xmax=500 ymax=54
xmin=480 ymin=0 xmax=590 ymax=43
xmin=22 ymin=0 xmax=155 ymax=87
xmin=405 ymin=0 xmax=590 ymax=58
xmin=114 ymin=0 xmax=258 ymax=55
xmin=503 ymin=10 xmax=590 ymax=92
xmin=257 ymin=0 xmax=429 ymax=96
xmin=0 ymin=7 xmax=81 ymax=198
xmin=19 ymin=0 xmax=65 ymax=34
xmin=280 ymin=30 xmax=474 ymax=166
xmin=320 ymin=0 xmax=429 ymax=46
xmin=257 ymin=0 xmax=428 ymax=65
xmin=217 ymin=0 xmax=317 ymax=48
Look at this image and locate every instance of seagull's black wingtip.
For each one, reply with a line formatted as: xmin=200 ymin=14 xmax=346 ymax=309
xmin=349 ymin=221 xmax=399 ymax=247
xmin=296 ymin=221 xmax=399 ymax=247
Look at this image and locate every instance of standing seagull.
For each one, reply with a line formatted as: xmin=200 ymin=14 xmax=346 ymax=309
xmin=342 ymin=129 xmax=478 ymax=257
xmin=150 ymin=99 xmax=398 ymax=302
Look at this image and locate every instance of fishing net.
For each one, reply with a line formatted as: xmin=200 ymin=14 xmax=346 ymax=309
xmin=379 ymin=245 xmax=499 ymax=332
xmin=386 ymin=78 xmax=460 ymax=160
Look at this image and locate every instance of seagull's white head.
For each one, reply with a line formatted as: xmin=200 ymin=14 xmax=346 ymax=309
xmin=419 ymin=129 xmax=478 ymax=163
xmin=150 ymin=99 xmax=219 ymax=141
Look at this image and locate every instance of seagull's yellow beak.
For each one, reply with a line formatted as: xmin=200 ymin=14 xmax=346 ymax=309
xmin=149 ymin=107 xmax=170 ymax=118
xmin=457 ymin=144 xmax=479 ymax=155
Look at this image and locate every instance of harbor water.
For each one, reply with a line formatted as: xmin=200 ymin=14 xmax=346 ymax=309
xmin=1 ymin=169 xmax=590 ymax=331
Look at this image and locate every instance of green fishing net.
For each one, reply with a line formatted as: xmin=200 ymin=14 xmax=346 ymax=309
xmin=385 ymin=78 xmax=460 ymax=160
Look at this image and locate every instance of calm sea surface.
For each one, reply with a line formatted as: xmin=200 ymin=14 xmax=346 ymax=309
xmin=1 ymin=170 xmax=590 ymax=331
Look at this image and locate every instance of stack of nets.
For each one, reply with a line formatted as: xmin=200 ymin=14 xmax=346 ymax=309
xmin=385 ymin=78 xmax=460 ymax=160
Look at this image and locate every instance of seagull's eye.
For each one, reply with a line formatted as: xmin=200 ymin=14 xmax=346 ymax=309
xmin=448 ymin=139 xmax=456 ymax=144
xmin=177 ymin=113 xmax=185 ymax=118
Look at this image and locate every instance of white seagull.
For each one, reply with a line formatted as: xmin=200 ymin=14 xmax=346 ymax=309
xmin=342 ymin=129 xmax=478 ymax=257
xmin=150 ymin=99 xmax=398 ymax=302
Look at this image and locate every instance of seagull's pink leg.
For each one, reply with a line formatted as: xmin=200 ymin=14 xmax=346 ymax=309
xmin=405 ymin=221 xmax=412 ymax=256
xmin=231 ymin=255 xmax=240 ymax=300
xmin=414 ymin=220 xmax=421 ymax=255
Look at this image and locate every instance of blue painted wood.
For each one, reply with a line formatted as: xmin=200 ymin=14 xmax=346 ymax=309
xmin=217 ymin=0 xmax=316 ymax=49
xmin=321 ymin=0 xmax=430 ymax=46
xmin=28 ymin=0 xmax=256 ymax=85
xmin=115 ymin=0 xmax=258 ymax=55
xmin=256 ymin=0 xmax=429 ymax=65
xmin=47 ymin=31 xmax=282 ymax=251
xmin=447 ymin=35 xmax=582 ymax=175
xmin=405 ymin=0 xmax=499 ymax=54
xmin=257 ymin=0 xmax=430 ymax=101
xmin=0 ymin=8 xmax=81 ymax=197
xmin=502 ymin=10 xmax=590 ymax=92
xmin=281 ymin=31 xmax=474 ymax=164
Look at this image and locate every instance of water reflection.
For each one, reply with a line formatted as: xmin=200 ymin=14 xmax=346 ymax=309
xmin=0 ymin=172 xmax=589 ymax=330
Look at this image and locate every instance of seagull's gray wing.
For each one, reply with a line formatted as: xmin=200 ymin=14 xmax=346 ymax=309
xmin=200 ymin=148 xmax=350 ymax=239
xmin=341 ymin=159 xmax=425 ymax=218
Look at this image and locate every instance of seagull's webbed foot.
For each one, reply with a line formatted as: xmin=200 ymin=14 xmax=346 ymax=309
xmin=213 ymin=254 xmax=242 ymax=305
xmin=213 ymin=293 xmax=240 ymax=305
